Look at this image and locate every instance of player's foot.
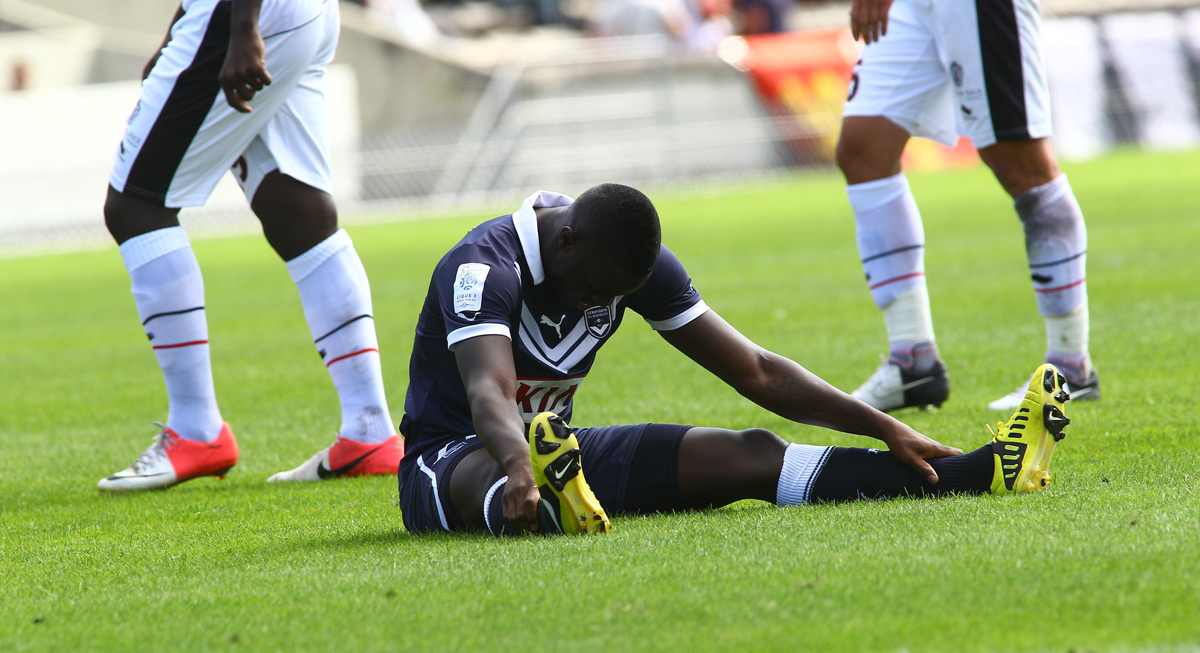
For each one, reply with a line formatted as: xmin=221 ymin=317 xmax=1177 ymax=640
xmin=528 ymin=412 xmax=610 ymax=535
xmin=98 ymin=422 xmax=239 ymax=492
xmin=988 ymin=363 xmax=1071 ymax=494
xmin=850 ymin=358 xmax=950 ymax=412
xmin=988 ymin=367 xmax=1099 ymax=411
xmin=267 ymin=435 xmax=404 ymax=482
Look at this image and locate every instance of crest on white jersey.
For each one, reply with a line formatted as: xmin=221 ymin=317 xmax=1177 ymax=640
xmin=454 ymin=263 xmax=490 ymax=320
xmin=584 ymin=305 xmax=613 ymax=338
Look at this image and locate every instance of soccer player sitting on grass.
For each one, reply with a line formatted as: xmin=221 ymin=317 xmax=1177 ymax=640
xmin=397 ymin=184 xmax=1072 ymax=536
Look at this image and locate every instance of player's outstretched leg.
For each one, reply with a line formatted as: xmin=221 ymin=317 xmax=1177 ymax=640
xmin=988 ymin=363 xmax=1070 ymax=493
xmin=774 ymin=365 xmax=1071 ymax=503
xmin=99 ymin=422 xmax=239 ymax=492
xmin=529 ymin=412 xmax=610 ymax=535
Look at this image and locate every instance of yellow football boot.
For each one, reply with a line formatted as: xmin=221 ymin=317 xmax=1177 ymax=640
xmin=529 ymin=412 xmax=611 ymax=534
xmin=989 ymin=363 xmax=1071 ymax=494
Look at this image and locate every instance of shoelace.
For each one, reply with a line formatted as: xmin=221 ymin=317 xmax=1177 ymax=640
xmin=130 ymin=422 xmax=177 ymax=473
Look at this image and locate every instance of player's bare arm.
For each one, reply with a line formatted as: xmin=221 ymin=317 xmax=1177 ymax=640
xmin=454 ymin=334 xmax=544 ymax=532
xmin=659 ymin=310 xmax=960 ymax=483
xmin=849 ymin=0 xmax=892 ymax=45
xmin=220 ymin=0 xmax=272 ymax=113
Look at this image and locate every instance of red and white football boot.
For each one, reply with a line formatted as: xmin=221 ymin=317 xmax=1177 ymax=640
xmin=98 ymin=422 xmax=239 ymax=492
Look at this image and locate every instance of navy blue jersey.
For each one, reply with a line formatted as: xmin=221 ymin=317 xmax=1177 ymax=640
xmin=399 ymin=191 xmax=708 ymax=464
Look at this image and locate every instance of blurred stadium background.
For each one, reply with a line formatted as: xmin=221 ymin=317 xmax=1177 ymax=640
xmin=2 ymin=0 xmax=1198 ymax=256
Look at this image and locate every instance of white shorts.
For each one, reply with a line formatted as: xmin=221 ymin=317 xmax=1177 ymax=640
xmin=843 ymin=0 xmax=1052 ymax=148
xmin=110 ymin=0 xmax=337 ymax=208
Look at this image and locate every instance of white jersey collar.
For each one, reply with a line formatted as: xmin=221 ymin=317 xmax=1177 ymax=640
xmin=511 ymin=190 xmax=574 ymax=285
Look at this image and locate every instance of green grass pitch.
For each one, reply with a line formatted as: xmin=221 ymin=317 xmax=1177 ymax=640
xmin=2 ymin=148 xmax=1198 ymax=651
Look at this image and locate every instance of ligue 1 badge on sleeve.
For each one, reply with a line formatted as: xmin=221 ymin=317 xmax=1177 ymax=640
xmin=584 ymin=305 xmax=612 ymax=338
xmin=454 ymin=262 xmax=490 ymax=320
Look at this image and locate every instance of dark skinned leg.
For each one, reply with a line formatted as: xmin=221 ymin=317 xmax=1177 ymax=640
xmin=835 ymin=116 xmax=912 ymax=185
xmin=450 ymin=427 xmax=784 ymax=529
xmin=676 ymin=427 xmax=789 ymax=509
xmin=448 ymin=448 xmax=508 ymax=532
xmin=249 ymin=171 xmax=339 ymax=262
xmin=678 ymin=427 xmax=993 ymax=508
xmin=104 ymin=185 xmax=182 ymax=244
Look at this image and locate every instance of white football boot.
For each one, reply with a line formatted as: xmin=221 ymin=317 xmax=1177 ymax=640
xmin=98 ymin=422 xmax=238 ymax=492
xmin=988 ymin=368 xmax=1099 ymax=411
xmin=850 ymin=359 xmax=950 ymax=412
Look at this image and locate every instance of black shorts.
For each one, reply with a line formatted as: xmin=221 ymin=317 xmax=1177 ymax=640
xmin=399 ymin=423 xmax=690 ymax=534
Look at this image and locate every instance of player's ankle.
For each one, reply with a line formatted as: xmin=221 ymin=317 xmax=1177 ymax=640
xmin=1045 ymin=352 xmax=1092 ymax=386
xmin=888 ymin=340 xmax=940 ymax=373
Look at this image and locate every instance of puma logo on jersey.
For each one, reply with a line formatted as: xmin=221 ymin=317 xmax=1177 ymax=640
xmin=540 ymin=314 xmax=566 ymax=339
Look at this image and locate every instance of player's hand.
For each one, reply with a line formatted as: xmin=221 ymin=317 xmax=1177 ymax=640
xmin=881 ymin=423 xmax=961 ymax=484
xmin=218 ymin=25 xmax=271 ymax=113
xmin=849 ymin=0 xmax=893 ymax=45
xmin=502 ymin=466 xmax=543 ymax=533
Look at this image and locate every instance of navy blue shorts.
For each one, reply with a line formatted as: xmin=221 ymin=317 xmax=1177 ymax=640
xmin=399 ymin=423 xmax=690 ymax=534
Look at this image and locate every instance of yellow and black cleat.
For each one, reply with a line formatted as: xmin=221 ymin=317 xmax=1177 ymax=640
xmin=989 ymin=363 xmax=1071 ymax=494
xmin=529 ymin=412 xmax=611 ymax=534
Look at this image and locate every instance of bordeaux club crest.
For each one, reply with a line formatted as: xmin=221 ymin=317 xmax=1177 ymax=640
xmin=584 ymin=305 xmax=613 ymax=339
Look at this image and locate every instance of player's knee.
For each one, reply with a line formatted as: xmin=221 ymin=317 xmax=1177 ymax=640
xmin=835 ymin=132 xmax=870 ymax=180
xmin=734 ymin=428 xmax=787 ymax=457
xmin=252 ymin=174 xmax=338 ymax=260
xmin=103 ymin=186 xmax=179 ymax=244
xmin=836 ymin=117 xmax=907 ymax=184
xmin=979 ymin=141 xmax=1061 ymax=197
xmin=836 ymin=134 xmax=902 ymax=185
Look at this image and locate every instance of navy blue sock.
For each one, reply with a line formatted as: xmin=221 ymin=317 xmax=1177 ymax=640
xmin=809 ymin=444 xmax=993 ymax=502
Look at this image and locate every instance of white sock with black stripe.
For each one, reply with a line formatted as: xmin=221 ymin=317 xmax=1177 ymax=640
xmin=120 ymin=227 xmax=223 ymax=443
xmin=1015 ymin=174 xmax=1093 ymax=380
xmin=775 ymin=444 xmax=834 ymax=506
xmin=848 ymin=173 xmax=928 ymax=310
xmin=848 ymin=174 xmax=939 ymax=371
xmin=287 ymin=229 xmax=393 ymax=444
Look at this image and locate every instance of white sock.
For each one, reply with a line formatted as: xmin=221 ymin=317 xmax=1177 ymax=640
xmin=776 ymin=444 xmax=833 ymax=506
xmin=119 ymin=227 xmax=223 ymax=442
xmin=883 ymin=285 xmax=936 ymax=345
xmin=1045 ymin=303 xmax=1093 ymax=384
xmin=287 ymin=229 xmax=393 ymax=444
xmin=1016 ymin=174 xmax=1089 ymax=317
xmin=1045 ymin=302 xmax=1089 ymax=358
xmin=848 ymin=173 xmax=928 ymax=310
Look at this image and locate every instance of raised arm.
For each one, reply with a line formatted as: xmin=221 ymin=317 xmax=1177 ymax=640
xmin=219 ymin=0 xmax=272 ymax=113
xmin=658 ymin=310 xmax=960 ymax=482
xmin=453 ymin=335 xmax=544 ymax=531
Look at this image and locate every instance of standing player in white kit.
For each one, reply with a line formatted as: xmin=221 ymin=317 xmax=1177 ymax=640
xmin=99 ymin=0 xmax=403 ymax=491
xmin=836 ymin=0 xmax=1100 ymax=413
